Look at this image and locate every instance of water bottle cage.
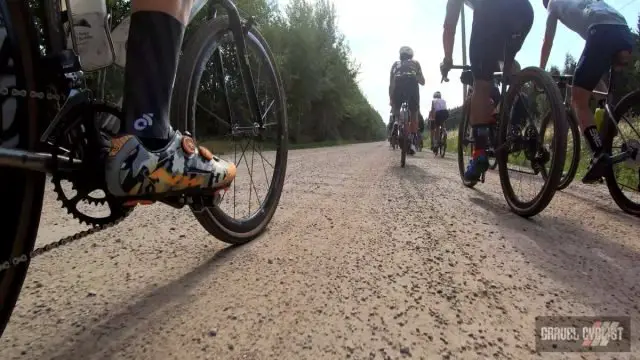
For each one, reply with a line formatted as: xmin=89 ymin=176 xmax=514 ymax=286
xmin=65 ymin=0 xmax=117 ymax=72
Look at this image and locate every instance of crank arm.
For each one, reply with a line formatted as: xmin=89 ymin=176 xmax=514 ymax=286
xmin=0 ymin=147 xmax=82 ymax=173
xmin=611 ymin=151 xmax=631 ymax=166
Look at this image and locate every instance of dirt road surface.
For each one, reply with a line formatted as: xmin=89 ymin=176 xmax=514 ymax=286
xmin=1 ymin=142 xmax=639 ymax=360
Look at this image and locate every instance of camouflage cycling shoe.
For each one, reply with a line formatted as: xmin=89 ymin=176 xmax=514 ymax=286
xmin=104 ymin=130 xmax=236 ymax=198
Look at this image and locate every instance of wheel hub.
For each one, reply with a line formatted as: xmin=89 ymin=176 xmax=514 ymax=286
xmin=623 ymin=139 xmax=640 ymax=168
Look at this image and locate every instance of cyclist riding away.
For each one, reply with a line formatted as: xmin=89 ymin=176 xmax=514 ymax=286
xmin=389 ymin=46 xmax=426 ymax=155
xmin=539 ymin=0 xmax=633 ymax=184
xmin=104 ymin=0 xmax=237 ymax=201
xmin=429 ymin=91 xmax=449 ymax=153
xmin=441 ymin=0 xmax=534 ymax=182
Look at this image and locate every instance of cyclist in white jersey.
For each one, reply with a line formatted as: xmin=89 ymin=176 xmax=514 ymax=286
xmin=429 ymin=92 xmax=449 ymax=153
xmin=539 ymin=0 xmax=633 ymax=184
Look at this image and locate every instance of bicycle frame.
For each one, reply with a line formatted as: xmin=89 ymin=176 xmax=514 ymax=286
xmin=0 ymin=0 xmax=264 ymax=173
xmin=555 ymin=70 xmax=638 ymax=167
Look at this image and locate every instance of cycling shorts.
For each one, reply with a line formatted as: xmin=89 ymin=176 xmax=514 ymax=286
xmin=430 ymin=110 xmax=449 ymax=130
xmin=469 ymin=0 xmax=533 ymax=81
xmin=392 ymin=76 xmax=419 ymax=113
xmin=574 ymin=24 xmax=634 ymax=91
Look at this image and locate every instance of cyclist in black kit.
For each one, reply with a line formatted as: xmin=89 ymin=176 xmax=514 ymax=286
xmin=441 ymin=0 xmax=533 ymax=182
xmin=389 ymin=46 xmax=425 ymax=155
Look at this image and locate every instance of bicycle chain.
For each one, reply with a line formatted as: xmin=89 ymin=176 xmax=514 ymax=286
xmin=0 ymin=86 xmax=122 ymax=275
xmin=0 ymin=86 xmax=66 ymax=101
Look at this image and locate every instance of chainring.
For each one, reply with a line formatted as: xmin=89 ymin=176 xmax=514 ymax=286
xmin=51 ymin=102 xmax=134 ymax=227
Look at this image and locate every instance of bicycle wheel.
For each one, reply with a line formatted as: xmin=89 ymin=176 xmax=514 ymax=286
xmin=0 ymin=2 xmax=47 ymax=337
xmin=540 ymin=108 xmax=580 ymax=190
xmin=496 ymin=67 xmax=567 ymax=217
xmin=400 ymin=127 xmax=407 ymax=167
xmin=457 ymin=100 xmax=477 ymax=187
xmin=602 ymin=89 xmax=640 ymax=216
xmin=171 ymin=16 xmax=288 ymax=244
xmin=439 ymin=129 xmax=446 ymax=158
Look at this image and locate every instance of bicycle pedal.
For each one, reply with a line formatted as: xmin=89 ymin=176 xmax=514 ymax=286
xmin=123 ymin=199 xmax=155 ymax=207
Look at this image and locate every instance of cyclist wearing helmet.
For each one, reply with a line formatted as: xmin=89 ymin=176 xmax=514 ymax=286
xmin=389 ymin=46 xmax=426 ymax=155
xmin=539 ymin=0 xmax=633 ymax=183
xmin=429 ymin=91 xmax=448 ymax=154
xmin=441 ymin=0 xmax=533 ymax=182
xmin=100 ymin=0 xmax=236 ymax=202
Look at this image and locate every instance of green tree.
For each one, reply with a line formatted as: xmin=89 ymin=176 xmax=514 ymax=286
xmin=68 ymin=0 xmax=385 ymax=144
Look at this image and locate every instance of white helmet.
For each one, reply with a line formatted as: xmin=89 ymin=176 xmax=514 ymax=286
xmin=399 ymin=46 xmax=414 ymax=60
xmin=433 ymin=91 xmax=441 ymax=99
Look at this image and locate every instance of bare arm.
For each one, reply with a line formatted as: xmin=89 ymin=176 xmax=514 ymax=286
xmin=540 ymin=12 xmax=558 ymax=70
xmin=389 ymin=64 xmax=396 ymax=100
xmin=415 ymin=61 xmax=426 ymax=85
xmin=443 ymin=0 xmax=463 ymax=60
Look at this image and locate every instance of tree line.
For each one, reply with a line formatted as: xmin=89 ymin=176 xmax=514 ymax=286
xmin=85 ymin=0 xmax=386 ymax=144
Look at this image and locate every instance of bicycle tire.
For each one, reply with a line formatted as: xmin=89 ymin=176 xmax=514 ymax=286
xmin=439 ymin=130 xmax=446 ymax=158
xmin=602 ymin=89 xmax=640 ymax=216
xmin=171 ymin=16 xmax=288 ymax=244
xmin=400 ymin=130 xmax=407 ymax=167
xmin=457 ymin=100 xmax=477 ymax=187
xmin=540 ymin=108 xmax=580 ymax=190
xmin=0 ymin=2 xmax=47 ymax=337
xmin=488 ymin=156 xmax=498 ymax=170
xmin=496 ymin=67 xmax=567 ymax=218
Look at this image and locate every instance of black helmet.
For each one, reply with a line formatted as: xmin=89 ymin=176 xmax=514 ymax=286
xmin=399 ymin=46 xmax=414 ymax=60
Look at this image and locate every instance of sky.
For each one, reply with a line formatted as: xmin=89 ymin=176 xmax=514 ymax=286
xmin=276 ymin=0 xmax=640 ymax=120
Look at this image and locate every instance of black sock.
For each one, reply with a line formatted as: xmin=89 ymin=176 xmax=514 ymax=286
xmin=583 ymin=125 xmax=603 ymax=156
xmin=122 ymin=11 xmax=185 ymax=150
xmin=472 ymin=125 xmax=490 ymax=150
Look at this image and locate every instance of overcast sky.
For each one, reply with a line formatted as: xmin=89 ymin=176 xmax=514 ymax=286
xmin=276 ymin=0 xmax=640 ymax=119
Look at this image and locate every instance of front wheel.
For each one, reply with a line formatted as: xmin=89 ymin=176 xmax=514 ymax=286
xmin=457 ymin=100 xmax=477 ymax=187
xmin=439 ymin=130 xmax=447 ymax=158
xmin=0 ymin=2 xmax=47 ymax=337
xmin=540 ymin=108 xmax=580 ymax=190
xmin=171 ymin=17 xmax=288 ymax=244
xmin=400 ymin=128 xmax=407 ymax=167
xmin=602 ymin=89 xmax=640 ymax=216
xmin=496 ymin=67 xmax=567 ymax=218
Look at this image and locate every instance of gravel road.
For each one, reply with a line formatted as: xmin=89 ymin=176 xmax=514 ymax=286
xmin=1 ymin=142 xmax=639 ymax=360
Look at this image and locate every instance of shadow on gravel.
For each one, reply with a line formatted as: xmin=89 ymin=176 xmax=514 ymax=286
xmin=469 ymin=190 xmax=640 ymax=319
xmin=48 ymin=243 xmax=245 ymax=360
xmin=389 ymin=162 xmax=432 ymax=181
xmin=559 ymin=187 xmax=638 ymax=222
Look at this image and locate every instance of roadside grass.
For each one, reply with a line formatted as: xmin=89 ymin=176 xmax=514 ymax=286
xmin=441 ymin=118 xmax=639 ymax=189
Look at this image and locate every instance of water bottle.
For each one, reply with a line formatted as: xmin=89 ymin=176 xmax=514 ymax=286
xmin=594 ymin=107 xmax=605 ymax=133
xmin=66 ymin=0 xmax=114 ymax=72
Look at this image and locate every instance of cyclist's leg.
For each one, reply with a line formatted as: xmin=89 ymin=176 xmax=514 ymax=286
xmin=429 ymin=119 xmax=436 ymax=151
xmin=105 ymin=0 xmax=236 ymax=199
xmin=466 ymin=0 xmax=532 ymax=181
xmin=408 ymin=82 xmax=419 ymax=153
xmin=572 ymin=24 xmax=634 ymax=183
